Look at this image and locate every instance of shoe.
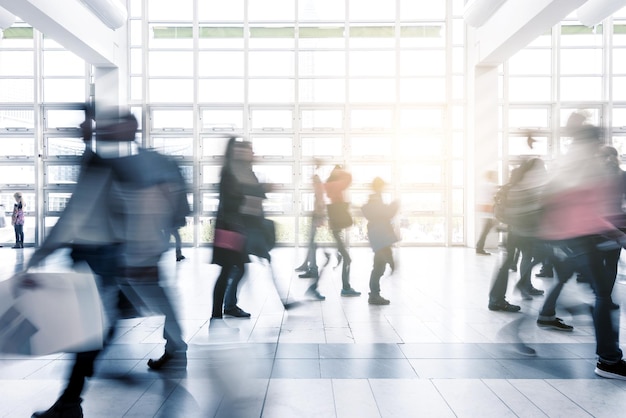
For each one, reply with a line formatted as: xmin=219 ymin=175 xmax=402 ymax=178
xmin=341 ymin=288 xmax=361 ymax=297
xmin=476 ymin=249 xmax=491 ymax=255
xmin=368 ymin=293 xmax=390 ymax=305
xmin=12 ymin=243 xmax=20 ymax=249
xmin=488 ymin=301 xmax=521 ymax=312
xmin=224 ymin=306 xmax=251 ymax=318
xmin=535 ymin=270 xmax=553 ymax=278
xmin=306 ymin=287 xmax=326 ymax=301
xmin=176 ymin=254 xmax=186 ymax=262
xmin=32 ymin=398 xmax=83 ymax=418
xmin=595 ymin=359 xmax=626 ymax=380
xmin=527 ymin=287 xmax=544 ymax=296
xmin=295 ymin=262 xmax=309 ymax=272
xmin=537 ymin=317 xmax=574 ymax=332
xmin=299 ymin=268 xmax=319 ymax=279
xmin=147 ymin=350 xmax=187 ymax=370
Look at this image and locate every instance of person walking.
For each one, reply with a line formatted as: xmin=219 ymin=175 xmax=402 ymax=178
xmin=475 ymin=170 xmax=498 ymax=255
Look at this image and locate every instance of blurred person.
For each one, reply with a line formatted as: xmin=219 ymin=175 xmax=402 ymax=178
xmin=171 ymin=228 xmax=185 ymax=262
xmin=11 ymin=191 xmax=25 ymax=248
xmin=325 ymin=164 xmax=360 ymax=297
xmin=488 ymin=158 xmax=546 ymax=311
xmin=28 ymin=108 xmax=189 ymax=418
xmin=361 ymin=177 xmax=399 ymax=305
xmin=475 ymin=170 xmax=498 ymax=255
xmin=537 ymin=111 xmax=626 ymax=379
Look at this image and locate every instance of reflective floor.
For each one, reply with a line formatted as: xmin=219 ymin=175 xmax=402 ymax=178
xmin=1 ymin=245 xmax=626 ymax=417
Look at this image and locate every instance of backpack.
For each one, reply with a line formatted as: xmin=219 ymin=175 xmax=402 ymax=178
xmin=493 ymin=183 xmax=512 ymax=224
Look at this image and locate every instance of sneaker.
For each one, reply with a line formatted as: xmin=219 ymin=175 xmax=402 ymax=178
xmin=537 ymin=317 xmax=574 ymax=332
xmin=368 ymin=293 xmax=390 ymax=305
xmin=147 ymin=351 xmax=187 ymax=370
xmin=488 ymin=301 xmax=521 ymax=312
xmin=298 ymin=268 xmax=319 ymax=279
xmin=527 ymin=287 xmax=544 ymax=296
xmin=294 ymin=262 xmax=309 ymax=272
xmin=176 ymin=254 xmax=186 ymax=262
xmin=595 ymin=359 xmax=626 ymax=380
xmin=306 ymin=287 xmax=326 ymax=301
xmin=341 ymin=288 xmax=361 ymax=297
xmin=32 ymin=398 xmax=83 ymax=418
xmin=476 ymin=249 xmax=491 ymax=255
xmin=224 ymin=306 xmax=251 ymax=318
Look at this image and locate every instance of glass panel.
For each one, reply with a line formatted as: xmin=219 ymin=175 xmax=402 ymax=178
xmin=251 ymin=109 xmax=293 ymax=130
xmin=179 ymin=165 xmax=193 ymax=185
xmin=198 ymin=51 xmax=244 ymax=77
xmin=47 ymin=137 xmax=85 ymax=157
xmin=349 ymin=25 xmax=395 ymax=48
xmin=452 ymin=189 xmax=464 ymax=214
xmin=263 ymin=192 xmax=293 ymax=213
xmin=0 ymin=79 xmax=35 ymax=102
xmin=298 ymin=216 xmax=334 ymax=243
xmin=451 ymin=216 xmax=464 ymax=244
xmin=351 ymin=109 xmax=393 ymax=130
xmin=252 ymin=164 xmax=293 ymax=184
xmin=301 ymin=164 xmax=335 ymax=185
xmin=560 ymin=23 xmax=603 ymax=47
xmin=130 ymin=20 xmax=142 ymax=46
xmin=613 ymin=76 xmax=626 ymax=101
xmin=508 ymin=77 xmax=551 ymax=101
xmin=560 ymin=108 xmax=600 ymax=126
xmin=351 ymin=164 xmax=392 ymax=185
xmin=350 ymin=51 xmax=395 ymax=76
xmin=202 ymin=192 xmax=220 ymax=213
xmin=350 ymin=136 xmax=392 ymax=158
xmin=0 ymin=137 xmax=34 ymax=157
xmin=613 ymin=48 xmax=626 ymax=74
xmin=149 ymin=79 xmax=194 ymax=102
xmin=400 ymin=50 xmax=446 ymax=76
xmin=151 ymin=109 xmax=193 ymax=130
xmin=148 ymin=0 xmax=193 ymax=20
xmin=201 ymin=136 xmax=231 ymax=158
xmin=350 ymin=79 xmax=395 ymax=103
xmin=46 ymin=165 xmax=81 ymax=184
xmin=148 ymin=51 xmax=193 ymax=76
xmin=299 ymin=79 xmax=346 ymax=102
xmin=249 ymin=51 xmax=294 ymax=77
xmin=299 ymin=26 xmax=345 ymax=48
xmin=0 ymin=109 xmax=34 ymax=129
xmin=452 ymin=47 xmax=464 ymax=73
xmin=400 ymin=216 xmax=446 ymax=243
xmin=249 ymin=26 xmax=295 ymax=48
xmin=301 ymin=109 xmax=343 ymax=130
xmin=452 ymin=160 xmax=463 ymax=187
xmin=272 ymin=216 xmax=295 ymax=244
xmin=349 ymin=0 xmax=395 ymax=21
xmin=400 ymin=78 xmax=446 ymax=102
xmin=398 ymin=134 xmax=443 ymax=158
xmin=400 ymin=25 xmax=445 ymax=48
xmin=508 ymin=108 xmax=549 ymax=129
xmin=149 ymin=25 xmax=194 ymax=48
xmin=0 ymin=51 xmax=34 ymax=76
xmin=251 ymin=137 xmax=292 ymax=157
xmin=0 ymin=166 xmax=35 ymax=184
xmin=452 ymin=132 xmax=464 ymax=158
xmin=613 ymin=108 xmax=626 ymax=128
xmin=301 ymin=136 xmax=343 ymax=157
xmin=0 ymin=26 xmax=34 ymax=48
xmin=298 ymin=0 xmax=345 ymax=20
xmin=130 ymin=76 xmax=143 ymax=101
xmin=201 ymin=109 xmax=244 ymax=131
xmin=248 ymin=0 xmax=295 ymax=21
xmin=508 ymin=135 xmax=548 ymax=156
xmin=399 ymin=108 xmax=444 ymax=129
xmin=348 ymin=216 xmax=368 ymax=244
xmin=202 ymin=164 xmax=222 ymax=184
xmin=198 ymin=26 xmax=244 ymax=48
xmin=198 ymin=79 xmax=244 ymax=103
xmin=249 ymin=79 xmax=294 ymax=103
xmin=560 ymin=49 xmax=602 ymax=75
xmin=47 ymin=192 xmax=72 ymax=212
xmin=298 ymin=51 xmax=345 ymax=77
xmin=560 ymin=77 xmax=602 ymax=101
xmin=152 ymin=137 xmax=193 ymax=156
xmin=612 ymin=136 xmax=626 ymax=157
xmin=198 ymin=0 xmax=244 ymax=21
xmin=399 ymin=163 xmax=442 ymax=184
xmin=43 ymin=79 xmax=85 ymax=102
xmin=43 ymin=51 xmax=85 ymax=76
xmin=400 ymin=0 xmax=445 ymax=20
xmin=46 ymin=109 xmax=84 ymax=130
xmin=400 ymin=192 xmax=443 ymax=212
xmin=508 ymin=49 xmax=551 ymax=75
xmin=614 ymin=23 xmax=626 ymax=46
xmin=198 ymin=216 xmax=215 ymax=243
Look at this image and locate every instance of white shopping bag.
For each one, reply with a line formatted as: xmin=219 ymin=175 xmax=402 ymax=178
xmin=0 ymin=271 xmax=106 ymax=356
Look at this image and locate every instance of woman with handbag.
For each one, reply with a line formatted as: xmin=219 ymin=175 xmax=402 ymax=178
xmin=325 ymin=165 xmax=361 ymax=297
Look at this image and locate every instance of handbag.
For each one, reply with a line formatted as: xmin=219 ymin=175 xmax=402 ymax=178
xmin=214 ymin=228 xmax=246 ymax=252
xmin=327 ymin=202 xmax=353 ymax=230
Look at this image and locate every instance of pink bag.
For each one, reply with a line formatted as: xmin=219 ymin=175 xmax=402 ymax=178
xmin=214 ymin=228 xmax=246 ymax=252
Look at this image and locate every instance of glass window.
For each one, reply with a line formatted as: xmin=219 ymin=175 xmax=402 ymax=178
xmin=130 ymin=48 xmax=143 ymax=74
xmin=43 ymin=51 xmax=85 ymax=77
xmin=201 ymin=109 xmax=244 ymax=131
xmin=400 ymin=78 xmax=446 ymax=102
xmin=252 ymin=164 xmax=293 ymax=184
xmin=263 ymin=192 xmax=294 ymax=213
xmin=199 ymin=26 xmax=245 ymax=48
xmin=201 ymin=136 xmax=231 ymax=158
xmin=400 ymin=50 xmax=446 ymax=76
xmin=301 ymin=136 xmax=343 ymax=157
xmin=0 ymin=138 xmax=35 ymax=157
xmin=248 ymin=0 xmax=295 ymax=21
xmin=399 ymin=163 xmax=442 ymax=184
xmin=400 ymin=25 xmax=445 ymax=48
xmin=149 ymin=79 xmax=194 ymax=102
xmin=298 ymin=51 xmax=345 ymax=77
xmin=351 ymin=109 xmax=393 ymax=130
xmin=250 ymin=109 xmax=293 ymax=131
xmin=350 ymin=51 xmax=395 ymax=76
xmin=613 ymin=108 xmax=626 ymax=128
xmin=508 ymin=108 xmax=549 ymax=129
xmin=349 ymin=0 xmax=395 ymax=21
xmin=560 ymin=77 xmax=602 ymax=101
xmin=351 ymin=164 xmax=393 ymax=185
xmin=560 ymin=23 xmax=603 ymax=47
xmin=298 ymin=0 xmax=345 ymax=21
xmin=400 ymin=192 xmax=444 ymax=212
xmin=400 ymin=0 xmax=445 ymax=20
xmin=298 ymin=26 xmax=345 ymax=48
xmin=560 ymin=49 xmax=602 ymax=75
xmin=249 ymin=79 xmax=294 ymax=103
xmin=202 ymin=192 xmax=220 ymax=213
xmin=198 ymin=51 xmax=244 ymax=77
xmin=249 ymin=26 xmax=295 ymax=49
xmin=148 ymin=0 xmax=193 ymax=21
xmin=198 ymin=79 xmax=245 ymax=103
xmin=299 ymin=79 xmax=346 ymax=103
xmin=508 ymin=77 xmax=551 ymax=102
xmin=612 ymin=76 xmax=626 ymax=101
xmin=150 ymin=109 xmax=193 ymax=130
xmin=398 ymin=134 xmax=444 ymax=158
xmin=47 ymin=192 xmax=72 ymax=212
xmin=0 ymin=51 xmax=34 ymax=76
xmin=399 ymin=108 xmax=444 ymax=130
xmin=43 ymin=79 xmax=86 ymax=102
xmin=0 ymin=79 xmax=35 ymax=102
xmin=148 ymin=51 xmax=193 ymax=76
xmin=614 ymin=23 xmax=626 ymax=46
xmin=149 ymin=25 xmax=194 ymax=48
xmin=202 ymin=164 xmax=222 ymax=184
xmin=46 ymin=137 xmax=85 ymax=157
xmin=350 ymin=79 xmax=395 ymax=103
xmin=508 ymin=49 xmax=551 ymax=75
xmin=198 ymin=0 xmax=244 ymax=21
xmin=508 ymin=135 xmax=548 ymax=156
xmin=130 ymin=76 xmax=143 ymax=101
xmin=249 ymin=51 xmax=294 ymax=77
xmin=45 ymin=109 xmax=84 ymax=130
xmin=350 ymin=136 xmax=392 ymax=158
xmin=251 ymin=136 xmax=293 ymax=157
xmin=349 ymin=25 xmax=395 ymax=48
xmin=560 ymin=108 xmax=600 ymax=127
xmin=46 ymin=165 xmax=80 ymax=184
xmin=152 ymin=137 xmax=193 ymax=156
xmin=301 ymin=109 xmax=343 ymax=130
xmin=0 ymin=109 xmax=34 ymax=129
xmin=130 ymin=20 xmax=143 ymax=46
xmin=0 ymin=26 xmax=34 ymax=48
xmin=452 ymin=189 xmax=464 ymax=214
xmin=613 ymin=48 xmax=626 ymax=74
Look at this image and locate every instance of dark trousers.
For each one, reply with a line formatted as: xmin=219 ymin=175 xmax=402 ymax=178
xmin=13 ymin=224 xmax=24 ymax=243
xmin=332 ymin=229 xmax=352 ymax=290
xmin=476 ymin=218 xmax=496 ymax=250
xmin=369 ymin=246 xmax=393 ymax=294
xmin=213 ymin=263 xmax=243 ymax=318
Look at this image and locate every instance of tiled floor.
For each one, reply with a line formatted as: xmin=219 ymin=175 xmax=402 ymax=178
xmin=1 ymin=245 xmax=626 ymax=417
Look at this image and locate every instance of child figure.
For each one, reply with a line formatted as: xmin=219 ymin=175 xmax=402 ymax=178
xmin=361 ymin=177 xmax=399 ymax=305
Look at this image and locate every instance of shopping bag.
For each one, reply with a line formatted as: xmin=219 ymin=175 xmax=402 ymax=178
xmin=0 ymin=271 xmax=106 ymax=356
